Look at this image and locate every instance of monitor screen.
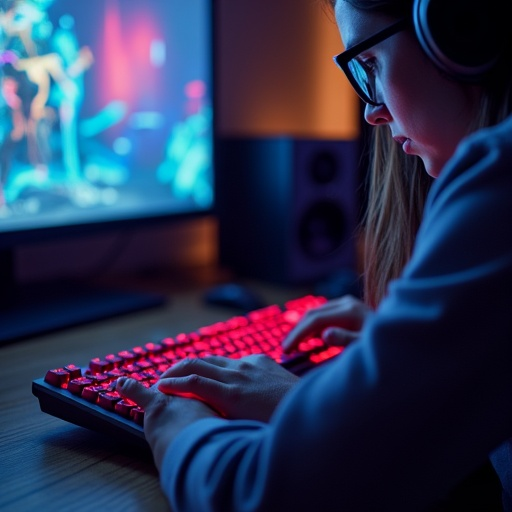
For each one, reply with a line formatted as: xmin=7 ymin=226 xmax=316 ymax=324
xmin=0 ymin=0 xmax=213 ymax=242
xmin=0 ymin=0 xmax=214 ymax=343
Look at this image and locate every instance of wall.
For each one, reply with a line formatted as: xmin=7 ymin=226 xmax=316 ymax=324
xmin=215 ymin=0 xmax=359 ymax=139
xmin=17 ymin=0 xmax=359 ymax=283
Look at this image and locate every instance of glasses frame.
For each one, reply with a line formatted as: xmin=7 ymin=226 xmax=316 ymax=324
xmin=333 ymin=18 xmax=410 ymax=106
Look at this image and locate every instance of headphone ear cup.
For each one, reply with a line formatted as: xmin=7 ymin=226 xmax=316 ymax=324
xmin=413 ymin=0 xmax=502 ymax=79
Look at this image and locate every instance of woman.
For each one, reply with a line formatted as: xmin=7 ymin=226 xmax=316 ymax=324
xmin=287 ymin=0 xmax=512 ymax=347
xmin=117 ymin=0 xmax=512 ymax=509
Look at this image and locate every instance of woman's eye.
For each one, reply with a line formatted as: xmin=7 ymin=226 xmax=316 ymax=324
xmin=358 ymin=57 xmax=377 ymax=75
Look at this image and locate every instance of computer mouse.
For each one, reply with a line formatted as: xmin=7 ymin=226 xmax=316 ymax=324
xmin=202 ymin=283 xmax=267 ymax=312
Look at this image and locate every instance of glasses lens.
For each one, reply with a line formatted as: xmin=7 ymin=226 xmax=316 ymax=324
xmin=347 ymin=59 xmax=376 ymax=104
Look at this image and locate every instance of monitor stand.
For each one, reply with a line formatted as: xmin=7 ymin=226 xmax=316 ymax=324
xmin=0 ymin=249 xmax=167 ymax=345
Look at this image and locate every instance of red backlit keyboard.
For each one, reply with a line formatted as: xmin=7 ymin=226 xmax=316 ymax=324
xmin=32 ymin=295 xmax=342 ymax=448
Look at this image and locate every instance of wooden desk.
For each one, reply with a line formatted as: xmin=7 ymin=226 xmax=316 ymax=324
xmin=0 ymin=278 xmax=307 ymax=512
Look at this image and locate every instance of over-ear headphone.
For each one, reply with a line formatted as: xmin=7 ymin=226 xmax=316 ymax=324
xmin=413 ymin=0 xmax=504 ymax=80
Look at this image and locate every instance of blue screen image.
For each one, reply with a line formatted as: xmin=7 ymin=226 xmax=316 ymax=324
xmin=0 ymin=0 xmax=213 ymax=234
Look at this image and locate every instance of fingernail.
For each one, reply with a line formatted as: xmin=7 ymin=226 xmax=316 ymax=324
xmin=117 ymin=377 xmax=127 ymax=388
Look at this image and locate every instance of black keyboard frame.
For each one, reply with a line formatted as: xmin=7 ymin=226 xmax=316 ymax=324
xmin=32 ymin=375 xmax=147 ymax=447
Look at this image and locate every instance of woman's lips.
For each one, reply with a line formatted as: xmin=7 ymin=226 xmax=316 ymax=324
xmin=394 ymin=136 xmax=412 ymax=154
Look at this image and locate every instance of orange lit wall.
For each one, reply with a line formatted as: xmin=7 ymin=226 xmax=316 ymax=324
xmin=216 ymin=0 xmax=360 ymax=140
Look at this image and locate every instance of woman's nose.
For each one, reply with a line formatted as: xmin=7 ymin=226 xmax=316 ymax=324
xmin=364 ymin=102 xmax=391 ymax=126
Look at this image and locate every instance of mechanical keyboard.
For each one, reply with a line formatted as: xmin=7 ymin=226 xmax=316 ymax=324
xmin=32 ymin=295 xmax=342 ymax=449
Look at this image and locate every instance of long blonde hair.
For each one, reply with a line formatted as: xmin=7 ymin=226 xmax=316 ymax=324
xmin=362 ymin=130 xmax=432 ymax=307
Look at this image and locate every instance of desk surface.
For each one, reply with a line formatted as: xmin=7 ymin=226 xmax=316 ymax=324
xmin=0 ymin=275 xmax=306 ymax=512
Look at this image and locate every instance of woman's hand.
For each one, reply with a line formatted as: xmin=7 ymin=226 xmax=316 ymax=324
xmin=116 ymin=377 xmax=218 ymax=472
xmin=282 ymin=295 xmax=373 ymax=353
xmin=157 ymin=355 xmax=300 ymax=423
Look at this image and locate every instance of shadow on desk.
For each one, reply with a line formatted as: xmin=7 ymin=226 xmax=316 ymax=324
xmin=1 ymin=421 xmax=169 ymax=512
xmin=41 ymin=425 xmax=154 ymax=464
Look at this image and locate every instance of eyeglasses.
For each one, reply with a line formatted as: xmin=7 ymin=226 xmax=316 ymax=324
xmin=333 ymin=18 xmax=409 ymax=106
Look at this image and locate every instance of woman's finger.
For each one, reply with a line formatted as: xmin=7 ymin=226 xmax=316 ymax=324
xmin=282 ymin=309 xmax=334 ymax=353
xmin=160 ymin=356 xmax=231 ymax=381
xmin=282 ymin=296 xmax=370 ymax=353
xmin=157 ymin=375 xmax=228 ymax=415
xmin=322 ymin=327 xmax=360 ymax=347
xmin=116 ymin=377 xmax=156 ymax=408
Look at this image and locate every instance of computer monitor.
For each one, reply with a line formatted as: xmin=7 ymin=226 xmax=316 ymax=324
xmin=0 ymin=0 xmax=214 ymax=343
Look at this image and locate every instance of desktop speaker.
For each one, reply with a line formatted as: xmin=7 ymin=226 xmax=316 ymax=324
xmin=216 ymin=137 xmax=361 ymax=284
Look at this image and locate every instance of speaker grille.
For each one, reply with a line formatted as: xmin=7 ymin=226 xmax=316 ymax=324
xmin=298 ymin=201 xmax=347 ymax=260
